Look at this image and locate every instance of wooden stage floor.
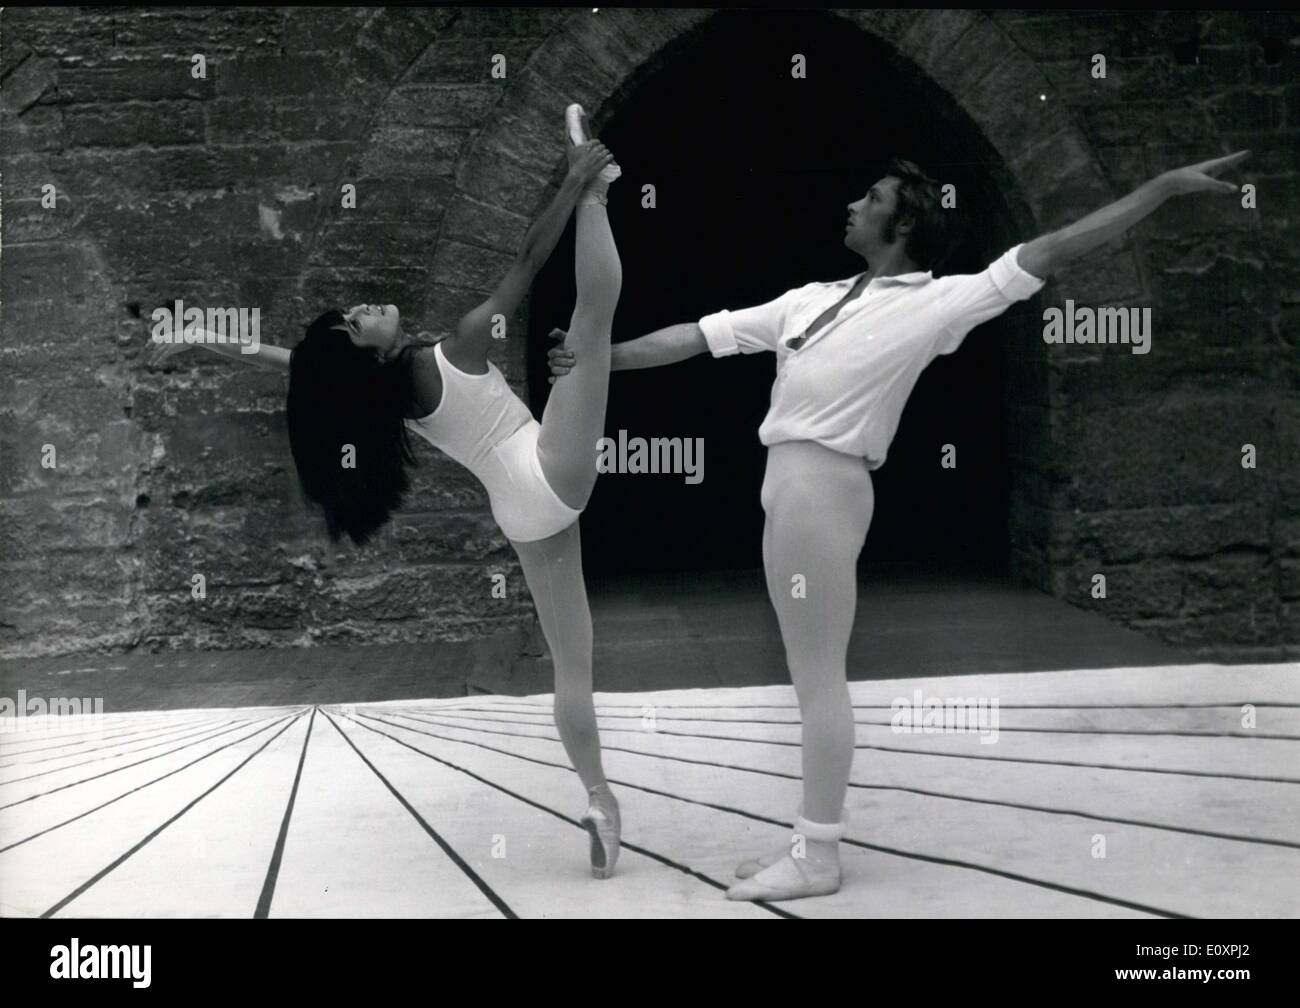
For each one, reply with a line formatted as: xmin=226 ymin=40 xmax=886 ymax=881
xmin=3 ymin=662 xmax=1297 ymax=919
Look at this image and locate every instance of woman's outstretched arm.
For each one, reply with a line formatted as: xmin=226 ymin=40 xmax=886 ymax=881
xmin=443 ymin=141 xmax=615 ymax=373
xmin=148 ymin=330 xmax=291 ymax=372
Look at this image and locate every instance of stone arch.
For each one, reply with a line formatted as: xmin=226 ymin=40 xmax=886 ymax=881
xmin=301 ymin=7 xmax=1127 ymax=603
xmin=447 ymin=8 xmax=1125 ymax=590
xmin=444 ymin=7 xmax=1122 ymax=379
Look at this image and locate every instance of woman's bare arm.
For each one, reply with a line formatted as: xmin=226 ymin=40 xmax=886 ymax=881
xmin=148 ymin=331 xmax=291 ymax=372
xmin=443 ymin=141 xmax=615 ymax=374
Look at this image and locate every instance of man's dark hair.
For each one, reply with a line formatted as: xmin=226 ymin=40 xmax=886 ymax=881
xmin=881 ymin=157 xmax=954 ymax=271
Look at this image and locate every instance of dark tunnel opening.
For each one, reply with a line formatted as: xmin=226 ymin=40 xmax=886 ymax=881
xmin=527 ymin=10 xmax=1026 ymax=579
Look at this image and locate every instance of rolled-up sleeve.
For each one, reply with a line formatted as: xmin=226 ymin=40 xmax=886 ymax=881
xmin=698 ymin=288 xmax=796 ymax=357
xmin=931 ymin=243 xmax=1047 ymax=355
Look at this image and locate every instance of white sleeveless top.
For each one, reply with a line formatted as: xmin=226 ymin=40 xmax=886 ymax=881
xmin=403 ymin=342 xmax=533 ymax=481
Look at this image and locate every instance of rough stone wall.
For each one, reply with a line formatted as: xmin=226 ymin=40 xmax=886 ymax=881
xmin=0 ymin=8 xmax=1295 ymax=661
xmin=982 ymin=10 xmax=1298 ymax=661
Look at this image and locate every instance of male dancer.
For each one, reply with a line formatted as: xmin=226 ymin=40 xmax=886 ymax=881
xmin=549 ymin=150 xmax=1249 ymax=900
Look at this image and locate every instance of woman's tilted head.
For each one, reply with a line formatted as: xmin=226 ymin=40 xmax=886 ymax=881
xmin=287 ymin=308 xmax=418 ymax=547
xmin=335 ymin=302 xmax=404 ymax=361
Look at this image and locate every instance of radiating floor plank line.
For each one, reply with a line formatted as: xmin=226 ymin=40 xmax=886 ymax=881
xmin=1 ymin=708 xmax=218 ymax=739
xmin=4 ymin=661 xmax=1290 ymax=919
xmin=439 ymin=700 xmax=1300 ymax=711
xmin=341 ymin=710 xmax=799 ymax=919
xmin=0 ymin=705 xmax=302 ymax=759
xmin=392 ymin=711 xmax=1300 ymax=917
xmin=357 ymin=706 xmax=1145 ymax=918
xmin=0 ymin=711 xmax=305 ymax=854
xmin=359 ymin=710 xmax=1185 ymax=918
xmin=317 ymin=710 xmax=517 ymax=919
xmin=0 ymin=712 xmax=230 ymax=759
xmin=0 ymin=719 xmax=242 ymax=770
xmin=254 ymin=707 xmax=318 ymax=918
xmin=0 ymin=714 xmax=275 ymax=789
xmin=38 ymin=710 xmax=310 ymax=918
xmin=409 ymin=703 xmax=1300 ymax=740
xmin=326 ymin=709 xmax=782 ymax=919
xmin=386 ymin=707 xmax=1300 ymax=846
xmin=0 ymin=711 xmax=295 ymax=808
xmin=405 ymin=662 xmax=1300 ymax=711
xmin=389 ymin=713 xmax=1300 ymax=917
xmin=402 ymin=709 xmax=1300 ymax=784
xmin=254 ymin=710 xmax=505 ymax=918
xmin=374 ymin=708 xmax=1300 ymax=850
xmin=45 ymin=715 xmax=313 ymax=919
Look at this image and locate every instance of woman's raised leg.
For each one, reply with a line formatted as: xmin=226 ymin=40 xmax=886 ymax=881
xmin=535 ymin=201 xmax=621 ymax=509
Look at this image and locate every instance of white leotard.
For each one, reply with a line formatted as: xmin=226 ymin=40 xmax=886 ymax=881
xmin=404 ymin=342 xmax=581 ymax=542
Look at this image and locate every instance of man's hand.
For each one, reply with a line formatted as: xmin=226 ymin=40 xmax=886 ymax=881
xmin=547 ymin=327 xmax=575 ymax=384
xmin=1159 ymin=149 xmax=1250 ymax=197
xmin=566 ymin=140 xmax=615 ymax=188
xmin=1019 ymin=148 xmax=1253 ymax=277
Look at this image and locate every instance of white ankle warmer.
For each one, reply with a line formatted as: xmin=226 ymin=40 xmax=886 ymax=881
xmin=793 ymin=815 xmax=846 ymax=843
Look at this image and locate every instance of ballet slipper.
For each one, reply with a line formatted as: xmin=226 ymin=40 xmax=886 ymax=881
xmin=735 ymin=809 xmax=849 ymax=879
xmin=734 ymin=845 xmax=789 ymax=880
xmin=726 ymin=816 xmax=844 ymax=901
xmin=581 ymin=784 xmax=621 ymax=879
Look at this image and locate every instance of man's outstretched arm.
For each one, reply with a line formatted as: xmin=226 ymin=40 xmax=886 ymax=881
xmin=547 ymin=323 xmax=706 ymax=380
xmin=612 ymin=323 xmax=708 ymax=370
xmin=1017 ymin=150 xmax=1250 ymax=278
xmin=547 ymin=286 xmax=797 ymax=381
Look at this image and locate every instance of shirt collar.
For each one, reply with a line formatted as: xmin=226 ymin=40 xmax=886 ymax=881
xmin=840 ymin=269 xmax=932 ymax=287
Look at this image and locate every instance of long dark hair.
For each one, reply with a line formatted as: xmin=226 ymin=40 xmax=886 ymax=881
xmin=287 ymin=309 xmax=419 ymax=547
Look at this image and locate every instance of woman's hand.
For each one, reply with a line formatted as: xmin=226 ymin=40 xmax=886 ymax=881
xmin=147 ymin=337 xmax=194 ymax=368
xmin=566 ymin=140 xmax=615 ymax=188
xmin=1159 ymin=149 xmax=1250 ymax=198
xmin=546 ymin=327 xmax=575 ymax=384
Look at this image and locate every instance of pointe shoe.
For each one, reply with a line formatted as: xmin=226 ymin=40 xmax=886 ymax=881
xmin=581 ymin=787 xmax=621 ymax=879
xmin=564 ymin=102 xmax=621 ymax=184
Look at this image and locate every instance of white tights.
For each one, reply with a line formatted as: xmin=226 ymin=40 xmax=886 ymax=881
xmin=509 ymin=201 xmax=621 ymax=795
xmin=760 ymin=440 xmax=874 ymax=825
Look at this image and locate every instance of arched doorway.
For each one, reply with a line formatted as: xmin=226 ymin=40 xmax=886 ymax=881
xmin=526 ymin=9 xmax=1027 ymax=578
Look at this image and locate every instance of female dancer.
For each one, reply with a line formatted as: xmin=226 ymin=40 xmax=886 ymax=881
xmin=150 ymin=105 xmax=626 ymax=879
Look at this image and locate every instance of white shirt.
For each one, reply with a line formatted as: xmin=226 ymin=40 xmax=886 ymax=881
xmin=697 ymin=243 xmax=1046 ymax=465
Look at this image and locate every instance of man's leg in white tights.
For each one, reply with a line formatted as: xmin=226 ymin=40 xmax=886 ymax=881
xmin=730 ymin=442 xmax=873 ymax=899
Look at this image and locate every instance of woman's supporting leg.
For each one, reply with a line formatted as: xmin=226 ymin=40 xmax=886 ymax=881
xmin=518 ymin=198 xmax=622 ymax=876
xmin=511 ymin=521 xmax=606 ymax=789
xmin=513 ymin=520 xmax=621 ymax=877
xmin=535 ymin=201 xmax=621 ymax=509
